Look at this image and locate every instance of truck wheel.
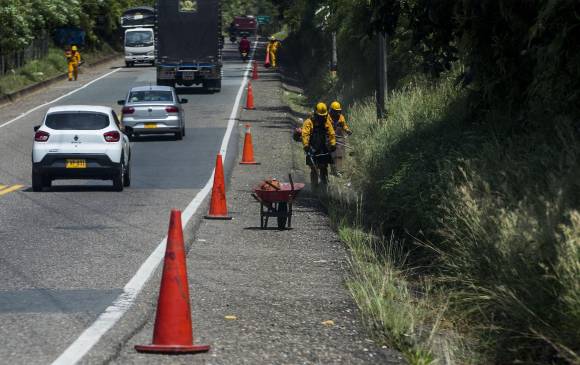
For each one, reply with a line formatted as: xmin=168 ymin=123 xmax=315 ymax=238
xmin=213 ymin=79 xmax=222 ymax=92
xmin=206 ymin=79 xmax=221 ymax=93
xmin=157 ymin=79 xmax=171 ymax=87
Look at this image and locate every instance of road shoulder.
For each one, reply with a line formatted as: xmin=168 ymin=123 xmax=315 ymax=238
xmin=106 ymin=53 xmax=402 ymax=364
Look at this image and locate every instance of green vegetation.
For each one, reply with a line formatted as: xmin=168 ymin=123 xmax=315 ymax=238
xmin=336 ymin=76 xmax=580 ymax=364
xmin=0 ymin=1 xmax=148 ymax=95
xmin=0 ymin=44 xmax=115 ymax=96
xmin=268 ymin=0 xmax=580 ymax=363
xmin=0 ymin=0 xmax=153 ymax=53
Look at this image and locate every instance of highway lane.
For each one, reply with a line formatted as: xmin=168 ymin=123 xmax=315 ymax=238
xmin=0 ymin=44 xmax=247 ymax=364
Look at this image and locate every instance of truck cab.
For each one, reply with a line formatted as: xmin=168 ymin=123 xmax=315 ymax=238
xmin=232 ymin=15 xmax=258 ymax=37
xmin=121 ymin=7 xmax=155 ymax=67
xmin=124 ymin=28 xmax=154 ymax=67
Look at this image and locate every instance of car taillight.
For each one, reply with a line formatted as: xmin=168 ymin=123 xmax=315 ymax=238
xmin=34 ymin=130 xmax=50 ymax=142
xmin=165 ymin=106 xmax=179 ymax=113
xmin=104 ymin=131 xmax=120 ymax=142
xmin=122 ymin=106 xmax=135 ymax=114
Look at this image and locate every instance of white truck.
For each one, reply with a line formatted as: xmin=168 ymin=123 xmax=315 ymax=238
xmin=121 ymin=7 xmax=155 ymax=67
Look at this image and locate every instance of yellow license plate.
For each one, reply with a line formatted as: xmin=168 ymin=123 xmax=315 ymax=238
xmin=66 ymin=159 xmax=86 ymax=169
xmin=144 ymin=123 xmax=157 ymax=129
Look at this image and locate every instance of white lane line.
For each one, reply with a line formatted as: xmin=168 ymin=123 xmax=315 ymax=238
xmin=0 ymin=68 xmax=122 ymax=130
xmin=51 ymin=42 xmax=257 ymax=365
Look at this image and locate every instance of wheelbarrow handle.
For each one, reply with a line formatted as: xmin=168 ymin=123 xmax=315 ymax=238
xmin=289 ymin=173 xmax=294 ymax=192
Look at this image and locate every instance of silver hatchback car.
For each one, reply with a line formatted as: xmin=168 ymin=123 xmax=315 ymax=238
xmin=118 ymin=85 xmax=188 ymax=140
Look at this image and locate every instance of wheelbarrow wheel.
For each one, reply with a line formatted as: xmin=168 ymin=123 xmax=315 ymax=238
xmin=277 ymin=202 xmax=288 ymax=229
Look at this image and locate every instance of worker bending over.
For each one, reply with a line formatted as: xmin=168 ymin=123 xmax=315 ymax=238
xmin=302 ymin=102 xmax=336 ymax=191
xmin=328 ymin=101 xmax=352 ymax=175
xmin=65 ymin=45 xmax=81 ymax=81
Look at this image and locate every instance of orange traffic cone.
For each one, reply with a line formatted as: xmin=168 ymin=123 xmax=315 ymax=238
xmin=252 ymin=60 xmax=259 ymax=80
xmin=264 ymin=51 xmax=271 ymax=68
xmin=204 ymin=154 xmax=232 ymax=220
xmin=244 ymin=81 xmax=255 ymax=110
xmin=135 ymin=210 xmax=210 ymax=354
xmin=240 ymin=124 xmax=260 ymax=165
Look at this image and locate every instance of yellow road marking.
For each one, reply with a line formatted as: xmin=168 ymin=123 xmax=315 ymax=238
xmin=0 ymin=184 xmax=24 ymax=197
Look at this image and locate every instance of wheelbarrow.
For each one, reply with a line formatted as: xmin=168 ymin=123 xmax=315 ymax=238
xmin=252 ymin=175 xmax=305 ymax=229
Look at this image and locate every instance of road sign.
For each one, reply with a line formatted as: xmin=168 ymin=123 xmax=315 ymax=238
xmin=257 ymin=15 xmax=271 ymax=25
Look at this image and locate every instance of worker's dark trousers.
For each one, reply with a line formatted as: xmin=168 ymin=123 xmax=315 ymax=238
xmin=310 ymin=164 xmax=328 ymax=192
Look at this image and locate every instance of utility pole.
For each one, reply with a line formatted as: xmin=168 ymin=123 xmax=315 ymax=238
xmin=376 ymin=32 xmax=387 ymax=120
xmin=330 ymin=32 xmax=338 ymax=73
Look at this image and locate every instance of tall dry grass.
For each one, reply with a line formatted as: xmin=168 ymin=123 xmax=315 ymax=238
xmin=333 ymin=71 xmax=580 ymax=363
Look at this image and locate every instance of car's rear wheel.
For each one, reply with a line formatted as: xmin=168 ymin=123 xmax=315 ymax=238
xmin=113 ymin=160 xmax=125 ymax=191
xmin=123 ymin=157 xmax=131 ymax=187
xmin=175 ymin=129 xmax=183 ymax=140
xmin=32 ymin=171 xmax=43 ymax=192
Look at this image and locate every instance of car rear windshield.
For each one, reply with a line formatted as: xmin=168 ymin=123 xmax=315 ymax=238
xmin=128 ymin=90 xmax=174 ymax=103
xmin=45 ymin=112 xmax=110 ymax=130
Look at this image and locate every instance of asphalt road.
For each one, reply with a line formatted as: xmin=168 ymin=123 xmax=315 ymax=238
xmin=0 ymin=44 xmax=246 ymax=364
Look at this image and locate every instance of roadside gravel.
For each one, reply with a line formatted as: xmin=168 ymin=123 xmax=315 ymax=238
xmin=109 ymin=45 xmax=403 ymax=364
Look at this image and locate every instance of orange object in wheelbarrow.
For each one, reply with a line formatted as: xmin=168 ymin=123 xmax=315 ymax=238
xmin=252 ymin=175 xmax=305 ymax=229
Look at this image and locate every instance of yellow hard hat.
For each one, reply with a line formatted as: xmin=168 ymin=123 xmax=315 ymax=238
xmin=330 ymin=101 xmax=342 ymax=111
xmin=269 ymin=36 xmax=276 ymax=41
xmin=71 ymin=45 xmax=78 ymax=51
xmin=315 ymin=102 xmax=328 ymax=116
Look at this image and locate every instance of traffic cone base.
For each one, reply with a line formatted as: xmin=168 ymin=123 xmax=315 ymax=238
xmin=135 ymin=344 xmax=210 ymax=354
xmin=135 ymin=210 xmax=210 ymax=355
xmin=204 ymin=214 xmax=233 ymax=220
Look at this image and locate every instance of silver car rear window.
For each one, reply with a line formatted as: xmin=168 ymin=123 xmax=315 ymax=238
xmin=128 ymin=91 xmax=174 ymax=103
xmin=45 ymin=112 xmax=110 ymax=130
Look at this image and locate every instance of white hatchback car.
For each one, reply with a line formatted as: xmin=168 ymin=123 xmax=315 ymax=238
xmin=32 ymin=105 xmax=131 ymax=191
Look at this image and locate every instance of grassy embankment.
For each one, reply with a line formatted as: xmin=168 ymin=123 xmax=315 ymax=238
xmin=285 ymin=69 xmax=580 ymax=364
xmin=0 ymin=44 xmax=117 ymax=97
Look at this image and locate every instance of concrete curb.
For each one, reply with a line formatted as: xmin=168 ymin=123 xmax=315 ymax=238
xmin=0 ymin=52 xmax=122 ymax=107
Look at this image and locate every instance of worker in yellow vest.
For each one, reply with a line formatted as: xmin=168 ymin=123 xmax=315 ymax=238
xmin=302 ymin=102 xmax=336 ymax=191
xmin=65 ymin=45 xmax=81 ymax=81
xmin=266 ymin=36 xmax=281 ymax=68
xmin=328 ymin=101 xmax=352 ymax=175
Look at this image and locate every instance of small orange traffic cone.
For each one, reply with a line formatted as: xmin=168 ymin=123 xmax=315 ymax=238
xmin=240 ymin=124 xmax=260 ymax=165
xmin=252 ymin=60 xmax=259 ymax=80
xmin=204 ymin=154 xmax=232 ymax=220
xmin=244 ymin=81 xmax=255 ymax=110
xmin=135 ymin=210 xmax=210 ymax=354
xmin=264 ymin=52 xmax=271 ymax=68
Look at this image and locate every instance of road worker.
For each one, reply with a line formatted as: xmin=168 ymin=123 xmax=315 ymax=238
xmin=65 ymin=45 xmax=81 ymax=81
xmin=266 ymin=36 xmax=281 ymax=68
xmin=328 ymin=101 xmax=352 ymax=175
xmin=302 ymin=102 xmax=336 ymax=191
